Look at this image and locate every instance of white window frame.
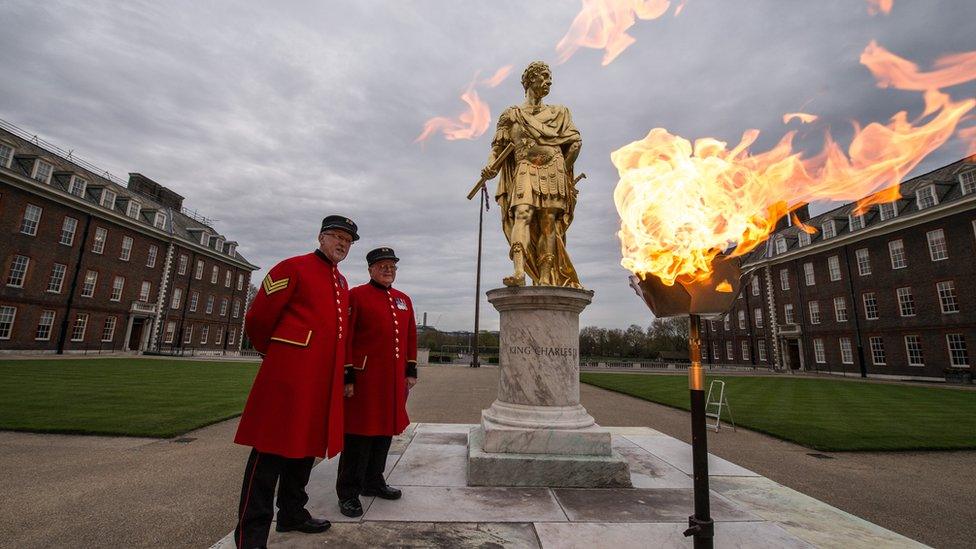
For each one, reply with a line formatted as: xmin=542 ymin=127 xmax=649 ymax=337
xmin=35 ymin=310 xmax=56 ymax=341
xmin=741 ymin=341 xmax=750 ymax=361
xmin=926 ymin=229 xmax=948 ymax=261
xmin=753 ymin=307 xmax=763 ymax=328
xmin=7 ymin=255 xmax=30 ymax=288
xmin=184 ymin=325 xmax=193 ymax=344
xmin=92 ymin=227 xmax=107 ymax=254
xmin=879 ymin=202 xmax=897 ymax=220
xmin=228 ymin=329 xmax=236 ymax=346
xmin=757 ymin=339 xmax=767 ymax=362
xmin=726 ymin=341 xmax=733 ymax=361
xmin=233 ymin=299 xmax=241 ymax=318
xmin=139 ymin=281 xmax=152 ymax=302
xmin=779 ymin=268 xmax=790 ymax=291
xmin=120 ymin=236 xmax=133 ymax=261
xmin=215 ymin=326 xmax=224 ymax=345
xmin=869 ymin=336 xmax=886 ymax=365
xmin=47 ymin=263 xmax=66 ymax=293
xmin=200 ymin=232 xmax=210 ymax=246
xmin=126 ymin=200 xmax=141 ymax=219
xmin=848 ymin=213 xmax=865 ymax=231
xmin=905 ymin=335 xmax=924 ymax=367
xmin=834 ymin=297 xmax=848 ymax=322
xmin=863 ymin=293 xmax=879 ymax=320
xmin=960 ymin=170 xmax=976 ymax=195
xmin=737 ymin=310 xmax=746 ymax=330
xmin=803 ymin=262 xmax=815 ymax=286
xmin=947 ymin=334 xmax=969 ymax=367
xmin=237 ymin=273 xmax=244 ymax=291
xmin=827 ymin=255 xmax=841 ymax=282
xmin=205 ymin=295 xmax=214 ymax=315
xmin=809 ymin=301 xmax=821 ymax=324
xmin=153 ymin=212 xmax=167 ymax=229
xmin=189 ymin=291 xmax=199 ymax=312
xmin=32 ymin=159 xmax=53 ymax=184
xmin=896 ymin=287 xmax=916 ymax=317
xmin=0 ymin=143 xmax=14 ymax=168
xmin=178 ymin=255 xmax=188 ymax=276
xmin=171 ymin=287 xmax=183 ymax=309
xmin=20 ymin=204 xmax=42 ymax=236
xmin=723 ymin=315 xmax=730 ymax=331
xmin=100 ymin=189 xmax=117 ymax=209
xmin=164 ymin=321 xmax=176 ymax=344
xmin=81 ymin=270 xmax=98 ymax=298
xmin=110 ymin=276 xmax=125 ymax=302
xmin=888 ymin=240 xmax=907 ymax=269
xmin=59 ymin=216 xmax=78 ymax=246
xmin=783 ymin=303 xmax=795 ymax=324
xmin=224 ymin=270 xmax=232 ymax=288
xmin=101 ymin=316 xmax=117 ymax=342
xmin=200 ymin=325 xmax=209 ymax=345
xmin=71 ymin=313 xmax=88 ymax=342
xmin=839 ymin=338 xmax=853 ymax=364
xmin=147 ymin=245 xmax=158 ymax=268
xmin=937 ymin=281 xmax=959 ymax=314
xmin=798 ymin=231 xmax=811 ymax=247
xmin=68 ymin=176 xmax=87 ymax=197
xmin=774 ymin=237 xmax=787 ymax=254
xmin=0 ymin=306 xmax=16 ymax=339
xmin=211 ymin=266 xmax=219 ymax=284
xmin=220 ymin=298 xmax=228 ymax=317
xmin=821 ymin=220 xmax=836 ymax=239
xmin=195 ymin=260 xmax=204 ymax=280
xmin=915 ymin=185 xmax=938 ymax=209
xmin=855 ymin=248 xmax=871 ymax=276
xmin=813 ymin=339 xmax=826 ymax=364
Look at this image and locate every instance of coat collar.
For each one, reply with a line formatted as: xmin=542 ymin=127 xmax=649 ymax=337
xmin=314 ymin=249 xmax=334 ymax=266
xmin=369 ymin=278 xmax=392 ymax=290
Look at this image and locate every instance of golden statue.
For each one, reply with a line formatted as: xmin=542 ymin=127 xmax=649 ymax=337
xmin=480 ymin=61 xmax=583 ymax=288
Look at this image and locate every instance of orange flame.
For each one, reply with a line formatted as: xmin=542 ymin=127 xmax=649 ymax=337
xmin=783 ymin=112 xmax=818 ymax=125
xmin=866 ymin=0 xmax=893 ymax=15
xmin=614 ymin=43 xmax=976 ymax=286
xmin=861 ymin=41 xmax=976 ymax=91
xmin=415 ymin=65 xmax=513 ymax=143
xmin=791 ymin=213 xmax=817 ymax=234
xmin=674 ymin=0 xmax=687 ymax=16
xmin=556 ymin=0 xmax=674 ymax=66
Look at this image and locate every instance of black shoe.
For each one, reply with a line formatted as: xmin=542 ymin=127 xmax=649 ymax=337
xmin=362 ymin=485 xmax=402 ymax=500
xmin=275 ymin=516 xmax=331 ymax=534
xmin=338 ymin=497 xmax=364 ymax=517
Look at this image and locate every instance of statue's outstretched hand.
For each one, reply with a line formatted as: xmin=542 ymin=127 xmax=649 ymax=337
xmin=481 ymin=166 xmax=498 ymax=180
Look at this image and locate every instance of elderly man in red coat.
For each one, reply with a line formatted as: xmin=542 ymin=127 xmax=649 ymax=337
xmin=336 ymin=246 xmax=418 ymax=517
xmin=233 ymin=215 xmax=359 ymax=549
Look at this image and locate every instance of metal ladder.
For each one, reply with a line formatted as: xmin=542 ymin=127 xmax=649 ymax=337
xmin=705 ymin=380 xmax=735 ymax=432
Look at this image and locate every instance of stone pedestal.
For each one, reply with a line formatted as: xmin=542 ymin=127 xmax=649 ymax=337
xmin=467 ymin=286 xmax=631 ymax=488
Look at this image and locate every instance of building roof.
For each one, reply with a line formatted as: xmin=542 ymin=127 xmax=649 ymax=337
xmin=0 ymin=119 xmax=257 ymax=270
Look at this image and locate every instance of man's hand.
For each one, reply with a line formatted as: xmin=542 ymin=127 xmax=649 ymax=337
xmin=481 ymin=166 xmax=498 ymax=180
xmin=406 ymin=377 xmax=418 ymax=389
xmin=344 ymin=384 xmax=354 ymax=397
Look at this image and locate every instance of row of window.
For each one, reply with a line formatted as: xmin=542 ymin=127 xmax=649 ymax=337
xmin=167 ymin=287 xmax=241 ymax=317
xmin=5 ymin=255 xmax=156 ymax=301
xmin=813 ymin=334 xmax=970 ymax=368
xmin=716 ymin=279 xmax=960 ymax=334
xmin=771 ymin=177 xmax=976 ymax=254
xmin=162 ymin=320 xmax=237 ymax=347
xmin=707 ymin=333 xmax=970 ymax=368
xmin=174 ymin=253 xmax=246 ymax=290
xmin=16 ymin=203 xmax=160 ymax=265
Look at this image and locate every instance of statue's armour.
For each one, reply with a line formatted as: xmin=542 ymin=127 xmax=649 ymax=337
xmin=507 ymin=109 xmax=570 ymax=210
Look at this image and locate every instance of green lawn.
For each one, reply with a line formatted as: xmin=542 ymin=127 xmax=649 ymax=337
xmin=0 ymin=358 xmax=258 ymax=438
xmin=581 ymin=372 xmax=976 ymax=451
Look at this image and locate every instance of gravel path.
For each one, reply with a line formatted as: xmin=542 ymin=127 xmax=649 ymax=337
xmin=1 ymin=365 xmax=972 ymax=548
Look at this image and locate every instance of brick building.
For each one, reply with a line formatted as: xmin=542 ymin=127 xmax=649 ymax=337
xmin=701 ymin=157 xmax=976 ymax=380
xmin=0 ymin=120 xmax=257 ymax=354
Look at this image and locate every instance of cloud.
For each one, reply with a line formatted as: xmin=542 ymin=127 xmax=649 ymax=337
xmin=1 ymin=0 xmax=974 ymax=331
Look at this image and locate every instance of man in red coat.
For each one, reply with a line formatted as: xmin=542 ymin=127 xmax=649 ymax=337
xmin=233 ymin=215 xmax=358 ymax=549
xmin=336 ymin=247 xmax=418 ymax=517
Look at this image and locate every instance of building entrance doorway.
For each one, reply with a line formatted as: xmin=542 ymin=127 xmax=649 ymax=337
xmin=128 ymin=318 xmax=145 ymax=351
xmin=785 ymin=339 xmax=802 ymax=370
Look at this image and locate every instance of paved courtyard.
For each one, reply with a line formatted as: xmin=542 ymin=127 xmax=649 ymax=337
xmin=211 ymin=422 xmax=923 ymax=548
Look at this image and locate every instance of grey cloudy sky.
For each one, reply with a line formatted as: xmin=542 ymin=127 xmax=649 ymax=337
xmin=2 ymin=0 xmax=974 ymax=331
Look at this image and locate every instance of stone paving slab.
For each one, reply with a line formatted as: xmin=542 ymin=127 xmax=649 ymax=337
xmin=533 ymin=521 xmax=815 ymax=549
xmin=552 ymin=487 xmax=756 ymax=523
xmin=364 ymin=486 xmax=568 ymax=522
xmin=711 ymin=476 xmax=927 ymax=548
xmin=214 ymin=423 xmax=925 ymax=548
xmin=624 ymin=434 xmax=760 ymax=477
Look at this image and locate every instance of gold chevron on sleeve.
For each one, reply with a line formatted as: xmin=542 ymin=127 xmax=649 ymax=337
xmin=262 ymin=274 xmax=290 ymax=295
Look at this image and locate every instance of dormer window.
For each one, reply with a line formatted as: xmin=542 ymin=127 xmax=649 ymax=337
xmin=126 ymin=200 xmax=141 ymax=219
xmin=798 ymin=231 xmax=811 ymax=247
xmin=32 ymin=160 xmax=54 ymax=184
xmin=916 ymin=185 xmax=938 ymax=209
xmin=228 ymin=243 xmax=237 ymax=257
xmin=153 ymin=212 xmax=167 ymax=230
xmin=200 ymin=232 xmax=210 ymax=246
xmin=101 ymin=189 xmax=117 ymax=209
xmin=822 ymin=220 xmax=836 ymax=239
xmin=849 ymin=213 xmax=864 ymax=231
xmin=0 ymin=143 xmax=13 ymax=168
xmin=879 ymin=202 xmax=897 ymax=220
xmin=68 ymin=176 xmax=87 ymax=198
xmin=214 ymin=237 xmax=225 ymax=252
xmin=774 ymin=236 xmax=787 ymax=254
xmin=959 ymin=170 xmax=976 ymax=195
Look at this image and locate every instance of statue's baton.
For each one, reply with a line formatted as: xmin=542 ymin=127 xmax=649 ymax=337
xmin=574 ymin=173 xmax=587 ymax=184
xmin=467 ymin=142 xmax=515 ymax=200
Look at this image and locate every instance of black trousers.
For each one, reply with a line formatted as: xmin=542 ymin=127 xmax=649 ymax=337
xmin=234 ymin=448 xmax=315 ymax=549
xmin=335 ymin=434 xmax=393 ymax=500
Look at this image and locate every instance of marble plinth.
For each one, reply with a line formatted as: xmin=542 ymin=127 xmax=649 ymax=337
xmin=468 ymin=287 xmax=630 ymax=487
xmin=467 ymin=427 xmax=632 ymax=488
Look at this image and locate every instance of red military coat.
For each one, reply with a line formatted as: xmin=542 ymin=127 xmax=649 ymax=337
xmin=345 ymin=280 xmax=417 ymax=436
xmin=235 ymin=250 xmax=350 ymax=459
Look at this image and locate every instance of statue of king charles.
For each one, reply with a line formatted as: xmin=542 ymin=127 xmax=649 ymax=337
xmin=481 ymin=61 xmax=583 ymax=289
